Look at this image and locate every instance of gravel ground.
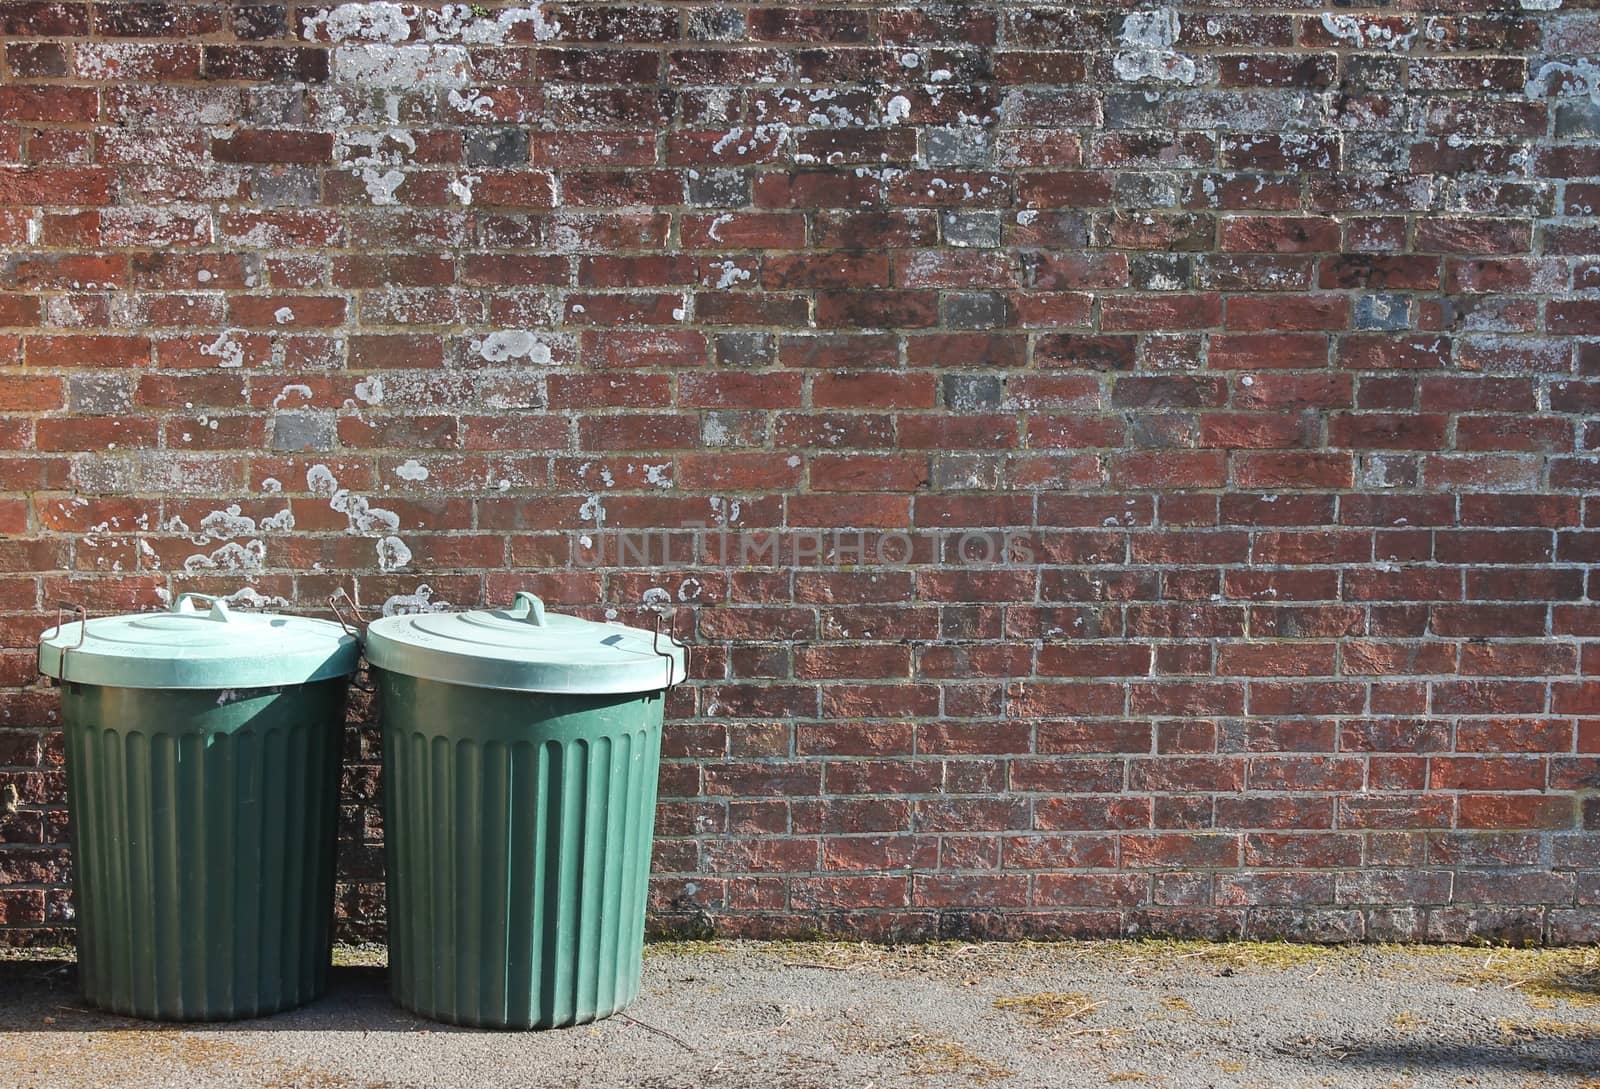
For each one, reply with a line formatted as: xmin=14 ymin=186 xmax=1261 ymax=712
xmin=3 ymin=940 xmax=1600 ymax=1089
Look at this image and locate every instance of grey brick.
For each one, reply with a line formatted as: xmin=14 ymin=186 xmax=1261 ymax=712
xmin=942 ymin=292 xmax=1008 ymax=330
xmin=1115 ymin=171 xmax=1181 ymax=207
xmin=715 ymin=332 xmax=774 ymax=367
xmin=925 ymin=126 xmax=993 ymax=168
xmin=464 ymin=128 xmax=529 ymax=169
xmin=231 ymin=4 xmax=288 ymax=40
xmin=687 ymin=7 xmax=745 ymax=41
xmin=1131 ymin=254 xmax=1191 ymax=292
xmin=250 ymin=167 xmax=319 ymax=207
xmin=1344 ymin=56 xmax=1404 ymax=92
xmin=943 ymin=374 xmax=1004 ymax=411
xmin=272 ymin=412 xmax=335 ymax=452
xmin=1556 ymin=100 xmax=1600 ymax=140
xmin=1128 ymin=413 xmax=1197 ymax=449
xmin=1345 ymin=133 xmax=1410 ymax=173
xmin=702 ymin=410 xmax=764 ymax=447
xmin=933 ymin=454 xmax=1003 ymax=491
xmin=68 ymin=374 xmax=134 ymax=416
xmin=1355 ymin=294 xmax=1411 ymax=331
xmin=941 ymin=210 xmax=1002 ymax=248
xmin=686 ymin=169 xmax=750 ymax=208
xmin=1102 ymin=93 xmax=1165 ymax=130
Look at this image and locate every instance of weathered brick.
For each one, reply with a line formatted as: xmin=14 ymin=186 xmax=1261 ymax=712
xmin=0 ymin=0 xmax=1591 ymax=948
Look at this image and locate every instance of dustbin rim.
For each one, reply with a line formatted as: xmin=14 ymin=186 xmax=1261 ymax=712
xmin=363 ymin=593 xmax=685 ymax=696
xmin=38 ymin=594 xmax=360 ymax=690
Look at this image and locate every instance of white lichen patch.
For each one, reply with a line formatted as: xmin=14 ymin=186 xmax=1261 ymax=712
xmin=335 ymin=491 xmax=401 ymax=534
xmin=448 ymin=172 xmax=480 ymax=204
xmin=709 ymin=260 xmax=753 ymax=289
xmin=1115 ymin=10 xmax=1196 ymax=84
xmin=376 ymin=535 xmax=413 ymax=571
xmin=1319 ymin=13 xmax=1418 ymax=51
xmin=200 ymin=330 xmax=246 ymax=369
xmin=446 ymin=88 xmax=495 ymax=117
xmin=334 ymin=43 xmax=470 ymax=89
xmin=303 ymin=2 xmax=412 ymax=42
xmin=475 ymin=330 xmax=556 ymax=364
xmin=306 ymin=463 xmax=340 ymax=497
xmin=708 ymin=495 xmax=744 ymax=527
xmin=884 ymin=95 xmax=912 ymax=124
xmin=395 ymin=459 xmax=430 ymax=482
xmin=424 ymin=3 xmax=559 ymax=43
xmin=352 ymin=375 xmax=385 ymax=406
xmin=199 ymin=505 xmax=257 ymax=540
xmin=336 ymin=127 xmax=417 ymax=166
xmin=307 ymin=463 xmax=404 ymax=536
xmin=221 ymin=586 xmax=291 ymax=609
xmin=184 ymin=540 xmax=266 ymax=575
xmin=272 ymin=383 xmax=315 ymax=409
xmin=359 ymin=167 xmax=406 ymax=205
xmin=1527 ymin=58 xmax=1600 ymax=104
xmin=381 ymin=583 xmax=450 ymax=616
xmin=260 ymin=508 xmax=296 ymax=532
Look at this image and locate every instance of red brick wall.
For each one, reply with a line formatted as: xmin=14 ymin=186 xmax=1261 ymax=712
xmin=2 ymin=1 xmax=1599 ymax=945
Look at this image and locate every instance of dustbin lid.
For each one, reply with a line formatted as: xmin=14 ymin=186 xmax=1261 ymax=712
xmin=364 ymin=591 xmax=687 ymax=695
xmin=38 ymin=593 xmax=361 ymax=689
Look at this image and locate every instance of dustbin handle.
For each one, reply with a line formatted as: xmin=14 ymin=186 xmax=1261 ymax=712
xmin=172 ymin=593 xmax=231 ymax=622
xmin=507 ymin=591 xmax=547 ymax=626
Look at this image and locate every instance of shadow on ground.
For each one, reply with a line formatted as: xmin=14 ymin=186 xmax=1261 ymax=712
xmin=0 ymin=960 xmax=432 ymax=1034
xmin=1333 ymin=1038 xmax=1600 ymax=1076
xmin=4 ymin=942 xmax=1600 ymax=1088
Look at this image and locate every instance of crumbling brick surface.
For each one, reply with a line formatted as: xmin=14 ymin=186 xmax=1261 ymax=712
xmin=2 ymin=2 xmax=1599 ymax=945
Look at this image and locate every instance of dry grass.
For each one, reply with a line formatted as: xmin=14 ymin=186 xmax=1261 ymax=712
xmin=1496 ymin=1016 xmax=1600 ymax=1041
xmin=1123 ymin=939 xmax=1343 ymax=971
xmin=906 ymin=1040 xmax=1016 ymax=1082
xmin=330 ymin=943 xmax=387 ymax=968
xmin=992 ymin=991 xmax=1100 ymax=1028
xmin=1426 ymin=947 xmax=1600 ymax=1008
xmin=0 ymin=945 xmax=74 ymax=962
xmin=642 ymin=938 xmax=734 ymax=960
xmin=1391 ymin=1010 xmax=1423 ymax=1033
xmin=833 ymin=1019 xmax=1015 ymax=1084
xmin=641 ymin=937 xmax=1356 ymax=984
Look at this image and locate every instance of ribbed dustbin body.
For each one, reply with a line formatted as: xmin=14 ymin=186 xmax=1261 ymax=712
xmin=378 ymin=673 xmax=664 ymax=1029
xmin=365 ymin=591 xmax=684 ymax=1031
xmin=39 ymin=594 xmax=360 ymax=1022
xmin=62 ymin=680 xmax=346 ymax=1021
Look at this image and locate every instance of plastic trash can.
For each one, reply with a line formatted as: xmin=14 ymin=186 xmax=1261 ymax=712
xmin=364 ymin=591 xmax=686 ymax=1029
xmin=38 ymin=593 xmax=360 ymax=1021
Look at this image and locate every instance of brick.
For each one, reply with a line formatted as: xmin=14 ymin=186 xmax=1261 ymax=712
xmin=25 ymin=335 xmax=149 ymax=368
xmin=213 ymin=130 xmax=334 ymax=164
xmin=0 ymin=4 xmax=1589 ymax=947
xmin=0 ymin=166 xmax=110 ymax=205
xmin=202 ymin=45 xmax=328 ymax=82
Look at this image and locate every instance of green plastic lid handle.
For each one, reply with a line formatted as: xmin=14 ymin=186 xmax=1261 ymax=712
xmin=507 ymin=591 xmax=547 ymax=626
xmin=172 ymin=592 xmax=232 ymax=622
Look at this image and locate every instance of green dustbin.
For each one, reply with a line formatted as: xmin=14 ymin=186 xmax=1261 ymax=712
xmin=38 ymin=593 xmax=360 ymax=1021
xmin=364 ymin=591 xmax=686 ymax=1030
